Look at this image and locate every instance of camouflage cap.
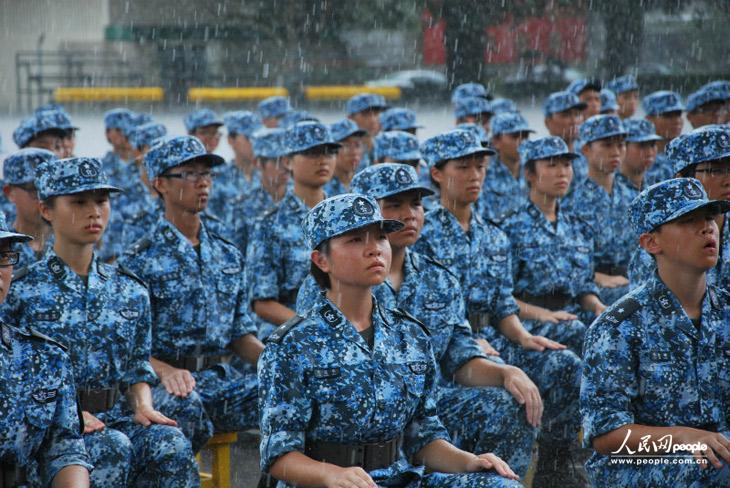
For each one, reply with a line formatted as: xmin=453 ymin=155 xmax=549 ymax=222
xmin=128 ymin=122 xmax=167 ymax=151
xmin=373 ymin=131 xmax=422 ymax=162
xmin=454 ymin=96 xmax=492 ymax=119
xmin=421 ymin=129 xmax=494 ymax=169
xmin=35 ymin=157 xmax=121 ymax=200
xmin=346 ymin=93 xmax=389 ymax=115
xmin=600 ymin=89 xmax=618 ymax=113
xmin=624 ymin=118 xmax=663 ymax=143
xmin=329 ymin=119 xmax=367 ymax=142
xmin=668 ymin=125 xmax=730 ymax=175
xmin=280 ymin=110 xmax=319 ymax=130
xmin=284 ymin=121 xmax=340 ymax=155
xmin=302 ymin=193 xmax=404 ymax=250
xmin=606 ymin=74 xmax=639 ymax=94
xmin=224 ymin=111 xmax=262 ymax=137
xmin=252 ymin=128 xmax=287 ymax=159
xmin=184 ymin=108 xmax=224 ymax=133
xmin=104 ymin=108 xmax=136 ymax=131
xmin=642 ymin=90 xmax=684 ymax=116
xmin=629 ymin=177 xmax=730 ymax=235
xmin=490 ymin=112 xmax=535 ymax=136
xmin=379 ymin=108 xmax=423 ymax=131
xmin=543 ymin=91 xmax=587 ymax=116
xmin=0 ymin=211 xmax=31 ymax=243
xmin=13 ymin=114 xmax=68 ymax=148
xmin=3 ymin=148 xmax=57 ymax=186
xmin=257 ymin=96 xmax=292 ymax=120
xmin=579 ymin=114 xmax=627 ymax=143
xmin=489 ymin=98 xmax=518 ymax=115
xmin=451 ymin=82 xmax=490 ymax=104
xmin=351 ymin=163 xmax=433 ymax=200
xmin=519 ymin=136 xmax=580 ymax=166
xmin=686 ymin=82 xmax=730 ymax=113
xmin=35 ymin=104 xmax=77 ymax=131
xmin=566 ymin=78 xmax=602 ymax=95
xmin=144 ymin=135 xmax=225 ymax=179
xmin=456 ymin=123 xmax=490 ymax=145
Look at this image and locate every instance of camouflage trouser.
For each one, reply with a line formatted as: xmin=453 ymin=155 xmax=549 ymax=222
xmin=482 ymin=331 xmax=582 ymax=445
xmin=88 ymin=410 xmax=200 ymax=488
xmin=153 ymin=361 xmax=258 ymax=448
xmin=520 ymin=318 xmax=587 ymax=357
xmin=436 ymin=385 xmax=537 ymax=478
xmin=587 ymin=447 xmax=730 ymax=488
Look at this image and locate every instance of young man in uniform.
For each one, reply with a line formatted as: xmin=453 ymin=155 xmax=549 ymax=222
xmin=642 ymin=90 xmax=685 ymax=185
xmin=606 ymin=75 xmax=640 ymax=120
xmin=567 ymin=78 xmax=602 ymax=118
xmin=543 ymin=91 xmax=587 ymax=183
xmin=616 ymin=119 xmax=663 ymax=193
xmin=257 ymin=96 xmax=292 ymax=128
xmin=101 ymin=108 xmax=137 ymax=181
xmin=184 ymin=108 xmax=224 ymax=154
xmin=379 ymin=107 xmax=423 ymax=135
xmin=346 ymin=93 xmax=389 ymax=170
xmin=686 ymin=81 xmax=730 ymax=128
xmin=581 ymin=177 xmax=730 ymax=487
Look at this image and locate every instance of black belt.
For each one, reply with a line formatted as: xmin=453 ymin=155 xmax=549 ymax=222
xmin=517 ymin=292 xmax=570 ymax=310
xmin=305 ymin=437 xmax=402 ymax=472
xmin=468 ymin=312 xmax=492 ymax=332
xmin=595 ymin=264 xmax=628 ymax=277
xmin=159 ymin=354 xmax=230 ymax=373
xmin=1 ymin=462 xmax=26 ymax=488
xmin=78 ymin=386 xmax=120 ymax=414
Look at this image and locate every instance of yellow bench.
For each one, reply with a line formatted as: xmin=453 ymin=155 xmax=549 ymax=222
xmin=304 ymin=85 xmax=401 ymax=101
xmin=54 ymin=87 xmax=164 ymax=103
xmin=187 ymin=87 xmax=289 ymax=102
xmin=197 ymin=432 xmax=238 ymax=488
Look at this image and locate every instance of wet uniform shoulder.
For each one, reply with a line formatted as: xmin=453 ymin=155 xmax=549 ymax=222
xmin=265 ymin=315 xmax=306 ymax=344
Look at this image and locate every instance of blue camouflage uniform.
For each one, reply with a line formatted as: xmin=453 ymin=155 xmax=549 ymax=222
xmin=246 ymin=122 xmax=341 ymax=339
xmin=3 ymin=157 xmax=199 ymax=487
xmin=347 ymin=94 xmax=390 ymax=174
xmin=101 ymin=109 xmax=137 ymax=187
xmin=323 ymin=119 xmax=366 ymax=197
xmin=500 ymin=137 xmax=597 ymax=352
xmin=2 ymin=148 xmax=57 ymax=266
xmin=0 ymin=217 xmax=92 ymax=487
xmin=206 ymin=111 xmax=262 ymax=225
xmin=543 ymin=91 xmax=589 ymax=186
xmin=380 ymin=108 xmax=423 ymax=132
xmin=562 ymin=115 xmax=633 ymax=305
xmin=642 ymin=91 xmax=685 ymax=186
xmin=118 ymin=136 xmax=258 ymax=441
xmin=489 ymin=98 xmax=518 ymax=115
xmin=581 ymin=178 xmax=730 ymax=487
xmin=475 ymin=112 xmax=533 ymax=222
xmin=12 ymin=111 xmax=68 ymax=150
xmin=259 ymin=193 xmax=521 ymax=488
xmin=628 ymin=125 xmax=730 ymax=291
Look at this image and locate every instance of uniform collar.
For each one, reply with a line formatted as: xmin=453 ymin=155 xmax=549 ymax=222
xmin=157 ymin=215 xmax=214 ymax=265
xmin=281 ymin=188 xmax=310 ymax=215
xmin=433 ymin=203 xmax=481 ymax=235
xmin=646 ymin=273 xmax=717 ymax=342
xmin=43 ymin=248 xmax=107 ymax=294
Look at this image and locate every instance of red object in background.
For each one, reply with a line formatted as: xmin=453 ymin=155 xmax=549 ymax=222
xmin=422 ymin=9 xmax=586 ymax=66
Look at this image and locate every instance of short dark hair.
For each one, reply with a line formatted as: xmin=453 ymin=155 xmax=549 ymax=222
xmin=310 ymin=241 xmax=331 ymax=289
xmin=677 ymin=166 xmax=696 ymax=178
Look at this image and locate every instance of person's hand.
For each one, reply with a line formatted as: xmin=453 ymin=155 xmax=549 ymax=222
xmin=535 ymin=309 xmax=578 ymax=324
xmin=675 ymin=428 xmax=730 ymax=470
xmin=133 ymin=405 xmax=178 ymax=427
xmin=594 ymin=273 xmax=629 ymax=289
xmin=502 ymin=366 xmax=543 ymax=428
xmin=518 ymin=334 xmax=566 ymax=352
xmin=82 ymin=411 xmax=106 ymax=434
xmin=158 ymin=365 xmax=196 ymax=397
xmin=465 ymin=453 xmax=519 ymax=480
xmin=324 ymin=465 xmax=377 ymax=488
xmin=475 ymin=338 xmax=500 ymax=356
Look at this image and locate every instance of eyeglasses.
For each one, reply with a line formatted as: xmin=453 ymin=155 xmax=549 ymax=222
xmin=694 ymin=167 xmax=730 ymax=178
xmin=0 ymin=251 xmax=20 ymax=267
xmin=161 ymin=170 xmax=216 ymax=182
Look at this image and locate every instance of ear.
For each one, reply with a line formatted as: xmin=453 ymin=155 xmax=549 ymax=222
xmin=311 ymin=250 xmax=330 ymax=274
xmin=38 ymin=200 xmax=53 ymax=223
xmin=152 ymin=177 xmax=166 ymax=196
xmin=581 ymin=142 xmax=591 ymax=157
xmin=2 ymin=185 xmax=12 ymax=200
xmin=430 ymin=165 xmax=444 ymax=186
xmin=639 ymin=231 xmax=662 ymax=256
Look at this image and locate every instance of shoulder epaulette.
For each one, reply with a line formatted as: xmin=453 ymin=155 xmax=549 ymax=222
xmin=209 ymin=231 xmax=237 ymax=249
xmin=12 ymin=265 xmax=30 ymax=281
xmin=421 ymin=254 xmax=459 ymax=281
xmin=391 ymin=307 xmax=431 ymax=337
xmin=602 ymin=297 xmax=641 ymax=325
xmin=128 ymin=237 xmax=152 ymax=255
xmin=117 ymin=264 xmax=148 ymax=289
xmin=266 ymin=315 xmax=305 ymax=344
xmin=27 ymin=326 xmax=69 ymax=352
xmin=496 ymin=208 xmax=520 ymax=225
xmin=262 ymin=206 xmax=278 ymax=219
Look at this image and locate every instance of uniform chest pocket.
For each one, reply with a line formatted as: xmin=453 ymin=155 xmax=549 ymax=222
xmin=639 ymin=354 xmax=687 ymax=398
xmin=25 ymin=381 xmax=61 ymax=429
xmin=485 ymin=252 xmax=509 ymax=277
xmin=403 ymin=362 xmax=427 ymax=398
xmin=156 ymin=271 xmax=184 ymax=299
xmin=216 ymin=278 xmax=238 ymax=295
xmin=567 ymin=243 xmax=592 ymax=269
xmin=307 ymin=367 xmax=344 ymax=403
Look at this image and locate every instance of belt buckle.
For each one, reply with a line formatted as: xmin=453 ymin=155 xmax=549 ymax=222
xmin=351 ymin=444 xmax=365 ymax=467
xmin=195 ymin=356 xmax=205 ymax=371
